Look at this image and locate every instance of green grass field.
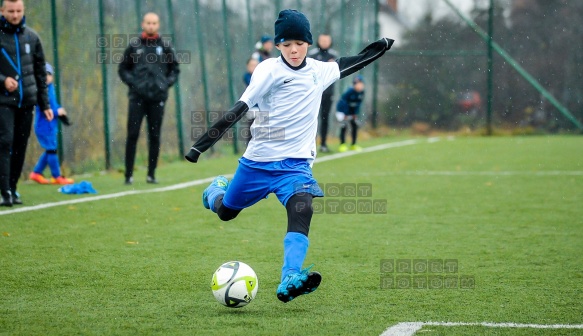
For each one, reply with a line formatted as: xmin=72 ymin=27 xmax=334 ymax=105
xmin=1 ymin=136 xmax=582 ymax=335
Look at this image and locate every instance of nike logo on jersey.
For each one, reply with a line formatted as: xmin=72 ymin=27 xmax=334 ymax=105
xmin=283 ymin=78 xmax=294 ymax=84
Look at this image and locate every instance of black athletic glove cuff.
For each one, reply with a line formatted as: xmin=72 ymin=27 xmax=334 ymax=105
xmin=58 ymin=115 xmax=71 ymax=126
xmin=185 ymin=147 xmax=201 ymax=163
xmin=337 ymin=37 xmax=395 ymax=79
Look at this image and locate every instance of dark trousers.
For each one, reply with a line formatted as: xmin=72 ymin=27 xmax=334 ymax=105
xmin=0 ymin=105 xmax=34 ymax=193
xmin=339 ymin=119 xmax=358 ymax=145
xmin=125 ymin=97 xmax=165 ymax=178
xmin=319 ymin=94 xmax=333 ymax=147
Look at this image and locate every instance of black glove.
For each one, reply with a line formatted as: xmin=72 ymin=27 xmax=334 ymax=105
xmin=58 ymin=115 xmax=71 ymax=126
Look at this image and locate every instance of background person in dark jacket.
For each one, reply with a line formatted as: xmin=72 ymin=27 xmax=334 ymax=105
xmin=118 ymin=12 xmax=179 ymax=185
xmin=251 ymin=35 xmax=273 ymax=63
xmin=336 ymin=75 xmax=365 ymax=153
xmin=308 ymin=33 xmax=338 ymax=153
xmin=0 ymin=0 xmax=52 ymax=207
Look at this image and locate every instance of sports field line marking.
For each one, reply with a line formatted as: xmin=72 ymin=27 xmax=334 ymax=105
xmin=316 ymin=137 xmax=436 ymax=163
xmin=0 ymin=138 xmax=438 ymax=216
xmin=381 ymin=321 xmax=583 ymax=336
xmin=0 ymin=176 xmax=224 ymax=217
xmin=358 ymin=170 xmax=583 ymax=176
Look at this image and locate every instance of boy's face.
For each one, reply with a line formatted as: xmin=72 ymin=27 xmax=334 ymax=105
xmin=354 ymin=81 xmax=364 ymax=92
xmin=1 ymin=0 xmax=25 ymax=26
xmin=276 ymin=40 xmax=310 ymax=67
xmin=46 ymin=73 xmax=53 ymax=85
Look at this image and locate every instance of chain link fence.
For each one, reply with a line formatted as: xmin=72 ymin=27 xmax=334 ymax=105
xmin=23 ymin=0 xmax=583 ymax=176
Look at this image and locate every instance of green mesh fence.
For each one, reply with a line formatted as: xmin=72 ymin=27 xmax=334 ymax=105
xmin=22 ymin=0 xmax=583 ymax=176
xmin=25 ymin=0 xmax=378 ymax=175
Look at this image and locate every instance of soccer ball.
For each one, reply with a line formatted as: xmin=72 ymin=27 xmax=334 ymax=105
xmin=211 ymin=261 xmax=259 ymax=308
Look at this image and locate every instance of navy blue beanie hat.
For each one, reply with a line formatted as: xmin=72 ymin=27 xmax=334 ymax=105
xmin=353 ymin=74 xmax=364 ymax=84
xmin=274 ymin=9 xmax=313 ymax=45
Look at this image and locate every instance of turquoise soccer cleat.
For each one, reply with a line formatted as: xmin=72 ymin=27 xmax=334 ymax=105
xmin=276 ymin=264 xmax=322 ymax=303
xmin=202 ymin=176 xmax=229 ymax=209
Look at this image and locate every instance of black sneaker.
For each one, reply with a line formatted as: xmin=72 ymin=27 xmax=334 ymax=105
xmin=12 ymin=191 xmax=22 ymax=205
xmin=146 ymin=176 xmax=158 ymax=184
xmin=320 ymin=145 xmax=330 ymax=153
xmin=125 ymin=177 xmax=133 ymax=185
xmin=0 ymin=190 xmax=12 ymax=207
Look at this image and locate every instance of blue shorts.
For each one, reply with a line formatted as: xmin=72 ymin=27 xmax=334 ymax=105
xmin=34 ymin=119 xmax=58 ymax=150
xmin=222 ymin=157 xmax=324 ymax=210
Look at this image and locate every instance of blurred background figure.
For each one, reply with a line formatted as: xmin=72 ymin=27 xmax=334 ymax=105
xmin=118 ymin=12 xmax=180 ymax=185
xmin=29 ymin=63 xmax=73 ymax=185
xmin=251 ymin=35 xmax=274 ymax=63
xmin=337 ymin=75 xmax=365 ymax=153
xmin=308 ymin=33 xmax=338 ymax=153
xmin=241 ymin=57 xmax=260 ymax=145
xmin=0 ymin=0 xmax=52 ymax=206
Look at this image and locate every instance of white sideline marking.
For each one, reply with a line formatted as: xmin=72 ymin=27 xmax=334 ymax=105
xmin=0 ymin=176 xmax=221 ymax=216
xmin=359 ymin=170 xmax=583 ymax=176
xmin=0 ymin=138 xmax=439 ymax=216
xmin=316 ymin=138 xmax=435 ymax=163
xmin=382 ymin=322 xmax=583 ymax=336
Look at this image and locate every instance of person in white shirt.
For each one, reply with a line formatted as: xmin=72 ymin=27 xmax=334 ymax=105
xmin=186 ymin=9 xmax=394 ymax=303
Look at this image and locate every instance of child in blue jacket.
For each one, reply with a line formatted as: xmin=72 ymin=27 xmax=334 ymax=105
xmin=29 ymin=63 xmax=73 ymax=185
xmin=336 ymin=75 xmax=365 ymax=152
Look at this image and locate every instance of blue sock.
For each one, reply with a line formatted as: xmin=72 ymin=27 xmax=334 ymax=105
xmin=33 ymin=152 xmax=48 ymax=174
xmin=47 ymin=153 xmax=61 ymax=178
xmin=281 ymin=232 xmax=309 ymax=282
xmin=207 ymin=187 xmax=226 ymax=213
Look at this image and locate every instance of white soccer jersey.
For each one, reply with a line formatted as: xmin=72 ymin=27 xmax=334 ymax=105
xmin=239 ymin=57 xmax=340 ymax=164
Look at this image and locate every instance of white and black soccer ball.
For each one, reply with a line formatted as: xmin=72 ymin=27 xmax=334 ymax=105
xmin=211 ymin=261 xmax=259 ymax=308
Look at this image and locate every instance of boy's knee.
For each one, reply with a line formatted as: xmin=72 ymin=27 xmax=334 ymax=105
xmin=217 ymin=206 xmax=240 ymax=221
xmin=286 ymin=193 xmax=314 ymax=236
xmin=216 ymin=196 xmax=241 ymax=221
xmin=289 ymin=196 xmax=313 ymax=217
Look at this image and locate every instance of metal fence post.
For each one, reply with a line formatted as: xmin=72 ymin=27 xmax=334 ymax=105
xmin=371 ymin=0 xmax=380 ymax=129
xmin=487 ymin=0 xmax=494 ymax=135
xmin=50 ymin=0 xmax=64 ymax=162
xmin=194 ymin=0 xmax=213 ymax=153
xmin=221 ymin=0 xmax=238 ymax=154
xmin=98 ymin=0 xmax=111 ymax=170
xmin=166 ymin=0 xmax=185 ymax=157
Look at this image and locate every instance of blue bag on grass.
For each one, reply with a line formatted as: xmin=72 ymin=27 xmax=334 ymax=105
xmin=58 ymin=181 xmax=97 ymax=194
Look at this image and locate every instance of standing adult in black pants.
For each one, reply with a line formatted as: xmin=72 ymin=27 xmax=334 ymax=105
xmin=0 ymin=0 xmax=52 ymax=207
xmin=308 ymin=33 xmax=338 ymax=153
xmin=118 ymin=12 xmax=179 ymax=185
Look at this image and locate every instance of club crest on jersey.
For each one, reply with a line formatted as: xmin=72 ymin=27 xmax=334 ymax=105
xmin=312 ymin=72 xmax=318 ymax=85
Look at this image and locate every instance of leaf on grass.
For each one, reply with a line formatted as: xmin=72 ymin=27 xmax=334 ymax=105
xmin=126 ymin=241 xmax=139 ymax=245
xmin=485 ymin=182 xmax=493 ymax=186
xmin=68 ymin=206 xmax=76 ymax=210
xmin=2 ymin=232 xmax=9 ymax=237
xmin=173 ymin=207 xmax=180 ymax=211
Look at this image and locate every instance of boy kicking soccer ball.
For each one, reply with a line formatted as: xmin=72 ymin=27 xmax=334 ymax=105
xmin=186 ymin=9 xmax=394 ymax=303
